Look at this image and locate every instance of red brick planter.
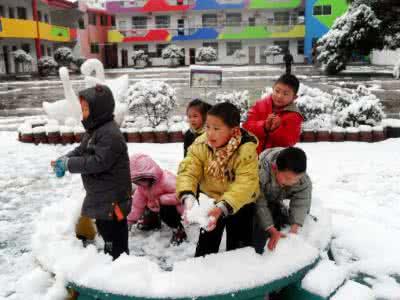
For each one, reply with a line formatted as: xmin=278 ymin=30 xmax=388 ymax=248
xmin=302 ymin=130 xmax=316 ymax=143
xmin=74 ymin=132 xmax=84 ymax=143
xmin=331 ymin=128 xmax=345 ymax=142
xmin=127 ymin=132 xmax=141 ymax=143
xmin=21 ymin=133 xmax=34 ymax=143
xmin=47 ymin=132 xmax=61 ymax=144
xmin=359 ymin=132 xmax=372 ymax=142
xmin=372 ymin=127 xmax=385 ymax=142
xmin=141 ymin=131 xmax=156 ymax=143
xmin=345 ymin=129 xmax=360 ymax=142
xmin=316 ymin=130 xmax=331 ymax=142
xmin=61 ymin=132 xmax=75 ymax=144
xmin=33 ymin=132 xmax=47 ymax=145
xmin=154 ymin=131 xmax=169 ymax=143
xmin=169 ymin=131 xmax=184 ymax=143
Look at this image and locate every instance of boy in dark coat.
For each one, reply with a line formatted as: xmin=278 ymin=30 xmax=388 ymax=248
xmin=52 ymin=84 xmax=132 ymax=260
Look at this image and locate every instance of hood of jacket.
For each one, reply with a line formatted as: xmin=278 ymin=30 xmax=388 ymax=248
xmin=79 ymin=84 xmax=115 ymax=131
xmin=129 ymin=154 xmax=163 ymax=184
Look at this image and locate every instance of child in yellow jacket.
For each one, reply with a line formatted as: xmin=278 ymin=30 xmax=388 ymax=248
xmin=176 ymin=102 xmax=259 ymax=257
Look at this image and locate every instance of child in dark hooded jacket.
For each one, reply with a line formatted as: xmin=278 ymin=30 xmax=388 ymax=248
xmin=52 ymin=84 xmax=132 ymax=260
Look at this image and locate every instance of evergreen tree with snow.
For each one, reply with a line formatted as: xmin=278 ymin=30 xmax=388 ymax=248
xmin=196 ymin=47 xmax=218 ymax=64
xmin=264 ymin=45 xmax=282 ymax=64
xmin=162 ymin=45 xmax=184 ymax=67
xmin=54 ymin=47 xmax=74 ymax=68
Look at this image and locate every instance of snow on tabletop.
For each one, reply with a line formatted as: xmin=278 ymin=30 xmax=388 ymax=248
xmin=302 ymin=259 xmax=348 ymax=297
xmin=382 ymin=118 xmax=400 ymax=127
xmin=32 ymin=126 xmax=46 ymax=134
xmin=155 ymin=124 xmax=168 ymax=132
xmin=45 ymin=125 xmax=60 ymax=134
xmin=345 ymin=127 xmax=359 ymax=133
xmin=140 ymin=126 xmax=154 ymax=133
xmin=372 ymin=125 xmax=384 ymax=131
xmin=358 ymin=125 xmax=372 ymax=132
xmin=168 ymin=123 xmax=183 ymax=132
xmin=125 ymin=127 xmax=139 ymax=133
xmin=73 ymin=126 xmax=85 ymax=134
xmin=59 ymin=126 xmax=74 ymax=134
xmin=331 ymin=280 xmax=374 ymax=300
xmin=331 ymin=126 xmax=345 ymax=133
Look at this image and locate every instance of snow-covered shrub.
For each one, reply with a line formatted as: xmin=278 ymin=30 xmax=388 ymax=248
xmin=161 ymin=45 xmax=184 ymax=67
xmin=131 ymin=50 xmax=148 ymax=66
xmin=37 ymin=56 xmax=58 ymax=76
xmin=216 ymin=90 xmax=249 ymax=122
xmin=296 ymin=85 xmax=334 ymax=121
xmin=333 ymin=86 xmax=385 ymax=127
xmin=317 ymin=4 xmax=381 ymax=75
xmin=303 ymin=114 xmax=334 ymax=130
xmin=233 ymin=49 xmax=247 ymax=65
xmin=12 ymin=49 xmax=33 ymax=63
xmin=393 ymin=60 xmax=400 ymax=79
xmin=264 ymin=45 xmax=282 ymax=64
xmin=54 ymin=47 xmax=74 ymax=67
xmin=124 ymin=80 xmax=177 ymax=127
xmin=196 ymin=47 xmax=218 ymax=64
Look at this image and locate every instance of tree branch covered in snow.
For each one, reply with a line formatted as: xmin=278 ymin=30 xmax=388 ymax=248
xmin=196 ymin=47 xmax=218 ymax=63
xmin=124 ymin=80 xmax=177 ymax=127
xmin=216 ymin=90 xmax=249 ymax=122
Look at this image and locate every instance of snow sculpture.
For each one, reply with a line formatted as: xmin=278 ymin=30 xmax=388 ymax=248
xmin=80 ymin=59 xmax=129 ymax=125
xmin=42 ymin=67 xmax=82 ymax=124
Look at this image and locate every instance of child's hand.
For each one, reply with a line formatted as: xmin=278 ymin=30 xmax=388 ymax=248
xmin=267 ymin=226 xmax=286 ymax=251
xmin=270 ymin=115 xmax=281 ymax=131
xmin=265 ymin=114 xmax=275 ymax=131
xmin=289 ymin=224 xmax=299 ymax=234
xmin=206 ymin=207 xmax=222 ymax=231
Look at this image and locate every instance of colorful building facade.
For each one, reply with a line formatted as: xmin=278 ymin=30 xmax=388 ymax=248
xmin=0 ymin=0 xmax=80 ymax=74
xmin=106 ymin=0 xmax=307 ymax=67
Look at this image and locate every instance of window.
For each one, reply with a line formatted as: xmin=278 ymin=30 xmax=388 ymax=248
xmin=297 ymin=40 xmax=304 ymax=55
xmin=89 ymin=13 xmax=97 ymax=25
xmin=226 ymin=42 xmax=242 ymax=56
xmin=100 ymin=15 xmax=108 ymax=26
xmin=47 ymin=47 xmax=52 ymax=56
xmin=0 ymin=6 xmax=5 ymax=17
xmin=132 ymin=16 xmax=147 ymax=29
xmin=44 ymin=14 xmax=49 ymax=23
xmin=37 ymin=11 xmax=42 ymax=22
xmin=90 ymin=43 xmax=100 ymax=54
xmin=274 ymin=40 xmax=289 ymax=53
xmin=78 ymin=18 xmax=85 ymax=29
xmin=226 ymin=13 xmax=241 ymax=26
xmin=202 ymin=14 xmax=217 ymax=27
xmin=118 ymin=20 xmax=127 ymax=30
xmin=111 ymin=16 xmax=116 ymax=27
xmin=203 ymin=42 xmax=218 ymax=56
xmin=21 ymin=44 xmax=30 ymax=54
xmin=156 ymin=44 xmax=169 ymax=57
xmin=17 ymin=7 xmax=27 ymax=19
xmin=134 ymin=44 xmax=149 ymax=52
xmin=9 ymin=7 xmax=15 ymax=19
xmin=155 ymin=15 xmax=170 ymax=28
xmin=274 ymin=12 xmax=289 ymax=25
xmin=40 ymin=45 xmax=45 ymax=56
xmin=313 ymin=5 xmax=331 ymax=16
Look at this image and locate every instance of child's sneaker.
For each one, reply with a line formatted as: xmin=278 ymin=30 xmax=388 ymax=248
xmin=170 ymin=227 xmax=187 ymax=246
xmin=137 ymin=208 xmax=161 ymax=231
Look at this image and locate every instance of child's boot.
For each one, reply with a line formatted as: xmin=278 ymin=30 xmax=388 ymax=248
xmin=170 ymin=226 xmax=187 ymax=246
xmin=137 ymin=208 xmax=161 ymax=231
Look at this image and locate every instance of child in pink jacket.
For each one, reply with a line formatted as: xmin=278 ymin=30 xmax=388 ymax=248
xmin=127 ymin=154 xmax=186 ymax=245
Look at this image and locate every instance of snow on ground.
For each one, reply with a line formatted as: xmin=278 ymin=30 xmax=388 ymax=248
xmin=1 ymin=132 xmax=400 ymax=299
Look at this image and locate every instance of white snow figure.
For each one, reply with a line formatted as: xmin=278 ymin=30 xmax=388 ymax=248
xmin=393 ymin=60 xmax=400 ymax=79
xmin=42 ymin=67 xmax=82 ymax=124
xmin=80 ymin=59 xmax=129 ymax=125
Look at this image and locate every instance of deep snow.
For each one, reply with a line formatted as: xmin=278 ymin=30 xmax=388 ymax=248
xmin=0 ymin=132 xmax=400 ymax=299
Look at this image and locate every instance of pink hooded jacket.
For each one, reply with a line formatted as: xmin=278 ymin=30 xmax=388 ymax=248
xmin=127 ymin=154 xmax=183 ymax=224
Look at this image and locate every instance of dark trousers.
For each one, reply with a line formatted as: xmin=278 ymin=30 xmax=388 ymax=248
xmin=285 ymin=63 xmax=292 ymax=75
xmin=96 ymin=218 xmax=129 ymax=260
xmin=159 ymin=205 xmax=182 ymax=229
xmin=195 ymin=203 xmax=254 ymax=257
xmin=252 ymin=203 xmax=289 ymax=254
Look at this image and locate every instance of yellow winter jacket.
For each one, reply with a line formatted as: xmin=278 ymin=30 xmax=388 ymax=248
xmin=176 ymin=130 xmax=259 ymax=214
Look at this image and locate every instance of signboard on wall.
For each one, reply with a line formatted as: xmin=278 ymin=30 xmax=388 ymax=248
xmin=189 ymin=65 xmax=222 ymax=88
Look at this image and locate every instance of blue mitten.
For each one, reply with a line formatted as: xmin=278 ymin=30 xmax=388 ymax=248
xmin=54 ymin=157 xmax=68 ymax=178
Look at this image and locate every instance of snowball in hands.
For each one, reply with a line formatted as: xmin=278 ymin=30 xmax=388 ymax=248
xmin=184 ymin=194 xmax=215 ymax=229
